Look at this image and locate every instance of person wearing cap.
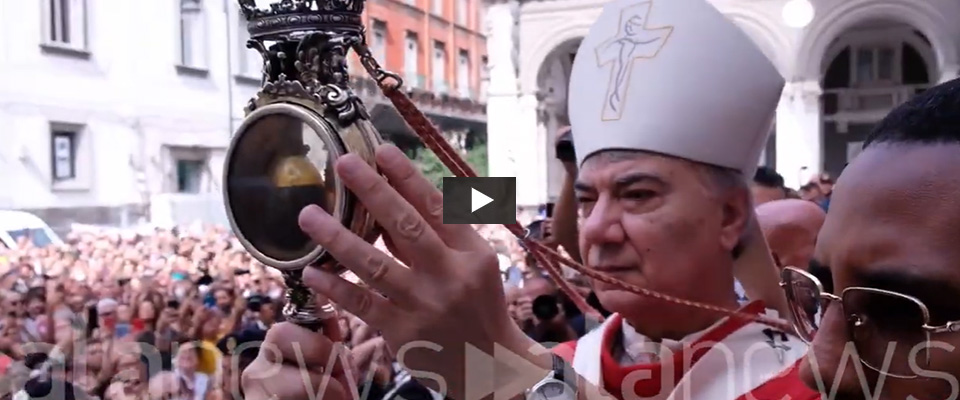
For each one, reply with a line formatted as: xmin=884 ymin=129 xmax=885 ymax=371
xmin=94 ymin=298 xmax=119 ymax=339
xmin=238 ymin=0 xmax=817 ymax=399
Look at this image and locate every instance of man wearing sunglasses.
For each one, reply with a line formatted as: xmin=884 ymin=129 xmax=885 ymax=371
xmin=781 ymin=77 xmax=960 ymax=399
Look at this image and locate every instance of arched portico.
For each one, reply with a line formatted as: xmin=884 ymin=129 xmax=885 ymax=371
xmin=793 ymin=0 xmax=959 ymax=82
xmin=776 ymin=0 xmax=959 ymax=188
xmin=520 ymin=24 xmax=592 ymax=96
xmin=493 ymin=0 xmax=960 ymax=198
xmin=507 ymin=0 xmax=599 ymax=207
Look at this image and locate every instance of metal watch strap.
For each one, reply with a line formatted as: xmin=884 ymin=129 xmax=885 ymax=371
xmin=551 ymin=353 xmax=577 ymax=392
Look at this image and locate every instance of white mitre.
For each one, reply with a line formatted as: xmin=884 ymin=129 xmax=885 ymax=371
xmin=567 ymin=0 xmax=790 ymax=316
xmin=568 ymin=0 xmax=783 ymax=175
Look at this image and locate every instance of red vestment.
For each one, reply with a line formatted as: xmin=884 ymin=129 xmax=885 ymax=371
xmin=553 ymin=302 xmax=820 ymax=400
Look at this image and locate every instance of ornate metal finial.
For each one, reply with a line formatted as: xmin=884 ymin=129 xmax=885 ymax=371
xmin=239 ymin=0 xmax=365 ymax=38
xmin=240 ymin=0 xmax=375 ymax=126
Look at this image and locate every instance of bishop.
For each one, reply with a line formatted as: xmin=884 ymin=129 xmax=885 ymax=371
xmin=551 ymin=0 xmax=821 ymax=398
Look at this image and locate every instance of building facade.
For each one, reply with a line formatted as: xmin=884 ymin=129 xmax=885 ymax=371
xmin=353 ymin=0 xmax=489 ymax=153
xmin=0 ymin=0 xmax=487 ymax=231
xmin=485 ymin=0 xmax=960 ymax=207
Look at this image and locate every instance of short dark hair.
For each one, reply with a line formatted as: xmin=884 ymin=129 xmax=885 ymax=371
xmin=24 ymin=377 xmax=90 ymax=400
xmin=864 ymin=77 xmax=960 ymax=148
xmin=753 ymin=166 xmax=784 ymax=189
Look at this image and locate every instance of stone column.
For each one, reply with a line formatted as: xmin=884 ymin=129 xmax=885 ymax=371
xmin=484 ymin=0 xmax=521 ymax=181
xmin=543 ymin=107 xmax=562 ymax=202
xmin=515 ymin=93 xmax=545 ymax=207
xmin=775 ymin=80 xmax=823 ymax=189
xmin=534 ymin=99 xmax=550 ymax=205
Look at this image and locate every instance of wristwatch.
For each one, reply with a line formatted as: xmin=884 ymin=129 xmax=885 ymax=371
xmin=526 ymin=354 xmax=577 ymax=400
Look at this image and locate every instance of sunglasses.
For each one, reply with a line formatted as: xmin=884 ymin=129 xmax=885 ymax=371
xmin=780 ymin=266 xmax=960 ymax=378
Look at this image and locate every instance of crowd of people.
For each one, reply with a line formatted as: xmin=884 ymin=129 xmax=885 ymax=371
xmin=6 ymin=0 xmax=960 ymax=397
xmin=0 ymin=225 xmax=287 ymax=400
xmin=0 ymin=157 xmax=837 ymax=400
xmin=0 ymin=210 xmax=586 ymax=400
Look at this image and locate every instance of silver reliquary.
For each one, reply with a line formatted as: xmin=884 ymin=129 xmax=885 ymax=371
xmin=223 ymin=0 xmax=393 ymax=328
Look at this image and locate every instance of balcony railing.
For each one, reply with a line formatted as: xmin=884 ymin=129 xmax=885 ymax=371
xmin=349 ymin=75 xmax=487 ymax=118
xmin=822 ymin=84 xmax=929 ymax=116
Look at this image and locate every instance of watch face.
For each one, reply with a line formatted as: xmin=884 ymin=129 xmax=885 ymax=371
xmin=532 ymin=380 xmax=575 ymax=400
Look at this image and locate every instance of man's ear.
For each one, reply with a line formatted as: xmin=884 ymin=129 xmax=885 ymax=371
xmin=719 ymin=188 xmax=751 ymax=253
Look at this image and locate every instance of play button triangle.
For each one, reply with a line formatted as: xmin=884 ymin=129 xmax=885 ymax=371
xmin=471 ymin=188 xmax=494 ymax=212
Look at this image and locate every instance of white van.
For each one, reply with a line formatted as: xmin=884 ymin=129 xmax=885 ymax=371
xmin=0 ymin=210 xmax=64 ymax=249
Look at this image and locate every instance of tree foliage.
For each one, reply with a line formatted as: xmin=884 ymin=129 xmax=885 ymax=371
xmin=414 ymin=142 xmax=488 ymax=190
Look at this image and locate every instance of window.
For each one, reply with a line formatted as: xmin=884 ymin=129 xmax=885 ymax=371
xmin=404 ymin=32 xmax=420 ymax=87
xmin=49 ymin=123 xmax=90 ymax=190
xmin=237 ymin=13 xmax=261 ymax=77
xmin=433 ymin=41 xmax=447 ymax=93
xmin=51 ymin=130 xmax=77 ymax=182
xmin=371 ymin=20 xmax=387 ymax=64
xmin=168 ymin=147 xmax=209 ymax=193
xmin=479 ymin=55 xmax=489 ymax=101
xmin=179 ymin=0 xmax=208 ymax=69
xmin=457 ymin=49 xmax=470 ymax=98
xmin=456 ymin=0 xmax=468 ymax=25
xmin=176 ymin=159 xmax=205 ymax=193
xmin=432 ymin=0 xmax=443 ymax=16
xmin=43 ymin=0 xmax=88 ymax=50
xmin=853 ymin=45 xmax=897 ymax=85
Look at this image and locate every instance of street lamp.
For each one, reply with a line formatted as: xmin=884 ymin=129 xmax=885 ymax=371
xmin=782 ymin=0 xmax=814 ymax=28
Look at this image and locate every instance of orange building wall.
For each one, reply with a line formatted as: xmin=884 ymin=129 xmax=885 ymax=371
xmin=349 ymin=0 xmax=487 ymax=99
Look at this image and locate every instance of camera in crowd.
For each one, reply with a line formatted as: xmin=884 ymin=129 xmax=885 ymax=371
xmin=246 ymin=294 xmax=266 ymax=312
xmin=555 ymin=127 xmax=576 ymax=163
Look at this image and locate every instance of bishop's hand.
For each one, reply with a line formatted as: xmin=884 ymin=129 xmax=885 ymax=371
xmin=297 ymin=144 xmax=552 ymax=400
